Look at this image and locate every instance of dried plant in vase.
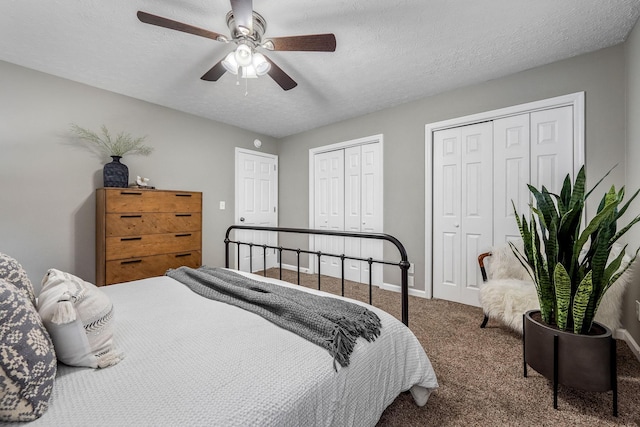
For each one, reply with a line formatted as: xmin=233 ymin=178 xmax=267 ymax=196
xmin=70 ymin=124 xmax=153 ymax=188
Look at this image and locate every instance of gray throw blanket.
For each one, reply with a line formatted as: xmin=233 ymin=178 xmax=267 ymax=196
xmin=166 ymin=266 xmax=381 ymax=370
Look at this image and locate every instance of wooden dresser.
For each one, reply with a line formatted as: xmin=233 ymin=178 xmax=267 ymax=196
xmin=95 ymin=188 xmax=202 ymax=286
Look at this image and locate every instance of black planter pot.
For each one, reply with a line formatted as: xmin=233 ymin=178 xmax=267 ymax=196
xmin=523 ymin=309 xmax=617 ymax=415
xmin=103 ymin=156 xmax=129 ymax=188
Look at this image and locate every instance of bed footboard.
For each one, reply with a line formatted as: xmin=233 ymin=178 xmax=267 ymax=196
xmin=224 ymin=226 xmax=411 ymax=326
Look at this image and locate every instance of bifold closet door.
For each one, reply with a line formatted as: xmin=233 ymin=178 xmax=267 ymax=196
xmin=493 ymin=114 xmax=530 ymax=244
xmin=433 ymin=122 xmax=493 ymax=306
xmin=344 ymin=143 xmax=383 ymax=285
xmin=314 ymin=150 xmax=344 ymax=278
xmin=530 ymin=106 xmax=574 ymax=193
xmin=493 ymin=106 xmax=573 ymax=244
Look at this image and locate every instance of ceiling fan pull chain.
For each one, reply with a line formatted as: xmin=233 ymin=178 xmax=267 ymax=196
xmin=245 ymin=75 xmax=249 ymax=96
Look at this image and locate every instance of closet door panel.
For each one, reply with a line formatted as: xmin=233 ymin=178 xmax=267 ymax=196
xmin=460 ymin=123 xmax=493 ymax=306
xmin=314 ymin=150 xmax=344 ymax=278
xmin=494 ymin=113 xmax=530 ymax=244
xmin=360 ymin=143 xmax=383 ymax=286
xmin=344 ymin=146 xmax=362 ymax=282
xmin=433 ymin=128 xmax=462 ymax=302
xmin=530 ymin=106 xmax=574 ymax=194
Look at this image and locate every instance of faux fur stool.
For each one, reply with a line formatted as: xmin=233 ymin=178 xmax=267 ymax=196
xmin=478 ymin=242 xmax=633 ymax=334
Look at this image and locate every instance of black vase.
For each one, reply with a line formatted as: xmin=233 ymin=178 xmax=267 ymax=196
xmin=103 ymin=156 xmax=129 ymax=188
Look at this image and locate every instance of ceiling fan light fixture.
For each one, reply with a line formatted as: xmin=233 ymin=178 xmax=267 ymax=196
xmin=241 ymin=66 xmax=258 ymax=79
xmin=234 ymin=43 xmax=253 ymax=67
xmin=261 ymin=40 xmax=275 ymax=51
xmin=222 ymin=51 xmax=239 ymax=75
xmin=252 ymin=52 xmax=271 ymax=76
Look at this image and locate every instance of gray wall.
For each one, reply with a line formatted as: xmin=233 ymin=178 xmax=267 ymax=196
xmin=624 ymin=20 xmax=640 ymax=345
xmin=278 ymin=45 xmax=627 ymax=293
xmin=2 ymin=38 xmax=638 ymax=342
xmin=0 ymin=60 xmax=277 ymax=293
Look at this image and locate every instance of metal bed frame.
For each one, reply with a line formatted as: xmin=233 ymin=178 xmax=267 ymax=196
xmin=225 ymin=225 xmax=411 ymax=326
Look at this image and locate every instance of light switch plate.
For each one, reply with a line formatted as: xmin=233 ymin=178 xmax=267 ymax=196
xmin=219 ymin=201 xmax=225 ymax=210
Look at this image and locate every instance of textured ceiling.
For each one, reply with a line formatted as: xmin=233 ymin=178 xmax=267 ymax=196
xmin=1 ymin=1 xmax=639 ymax=138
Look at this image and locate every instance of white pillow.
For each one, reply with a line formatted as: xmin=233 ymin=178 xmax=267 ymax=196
xmin=37 ymin=269 xmax=123 ymax=368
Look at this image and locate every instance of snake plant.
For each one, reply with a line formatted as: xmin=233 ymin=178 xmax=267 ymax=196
xmin=511 ymin=166 xmax=640 ymax=334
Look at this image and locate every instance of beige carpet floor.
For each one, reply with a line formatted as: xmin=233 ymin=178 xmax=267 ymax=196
xmin=259 ymin=268 xmax=640 ymax=427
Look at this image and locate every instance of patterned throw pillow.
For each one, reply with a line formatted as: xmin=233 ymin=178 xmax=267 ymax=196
xmin=37 ymin=269 xmax=122 ymax=369
xmin=0 ymin=279 xmax=57 ymax=422
xmin=0 ymin=252 xmax=36 ymax=307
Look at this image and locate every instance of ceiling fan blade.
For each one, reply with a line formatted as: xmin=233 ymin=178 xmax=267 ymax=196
xmin=267 ymin=34 xmax=336 ymax=52
xmin=200 ymin=60 xmax=227 ymax=82
xmin=137 ymin=11 xmax=226 ymax=41
xmin=265 ymin=56 xmax=297 ymax=91
xmin=230 ymin=0 xmax=253 ymax=35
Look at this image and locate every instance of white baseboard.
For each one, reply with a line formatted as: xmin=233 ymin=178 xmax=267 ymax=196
xmin=379 ymin=282 xmax=428 ymax=298
xmin=278 ymin=265 xmax=428 ymax=298
xmin=280 ymin=263 xmax=311 ymax=275
xmin=616 ymin=328 xmax=640 ymax=362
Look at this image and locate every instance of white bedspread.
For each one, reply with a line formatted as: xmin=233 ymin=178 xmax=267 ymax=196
xmin=17 ymin=271 xmax=438 ymax=426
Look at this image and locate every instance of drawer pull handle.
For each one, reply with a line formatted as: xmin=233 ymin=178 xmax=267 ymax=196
xmin=121 ymin=237 xmax=142 ymax=241
xmin=175 ymin=253 xmax=191 ymax=258
xmin=175 ymin=193 xmax=192 ymax=197
xmin=175 ymin=233 xmax=192 ymax=237
xmin=121 ymin=259 xmax=142 ymax=265
xmin=120 ymin=191 xmax=143 ymax=196
xmin=121 ymin=215 xmax=143 ymax=218
xmin=175 ymin=213 xmax=192 ymax=217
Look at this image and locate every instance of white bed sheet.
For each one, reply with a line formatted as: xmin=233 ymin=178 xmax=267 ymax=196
xmin=15 ymin=270 xmax=438 ymax=426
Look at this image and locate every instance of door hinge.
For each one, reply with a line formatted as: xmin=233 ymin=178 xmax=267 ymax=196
xmin=273 ymin=206 xmax=276 ymax=212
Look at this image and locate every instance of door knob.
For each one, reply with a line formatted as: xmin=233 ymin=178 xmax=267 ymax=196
xmin=454 ymin=223 xmax=460 ymax=228
xmin=240 ymin=217 xmax=245 ymax=222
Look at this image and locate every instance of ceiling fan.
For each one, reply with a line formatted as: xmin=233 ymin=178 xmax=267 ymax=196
xmin=137 ymin=0 xmax=336 ymax=91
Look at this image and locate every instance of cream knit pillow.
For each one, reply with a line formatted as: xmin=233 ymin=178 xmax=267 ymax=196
xmin=37 ymin=269 xmax=123 ymax=368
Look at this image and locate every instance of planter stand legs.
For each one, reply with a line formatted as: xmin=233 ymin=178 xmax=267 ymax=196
xmin=611 ymin=339 xmax=618 ymax=417
xmin=553 ymin=334 xmax=559 ymax=410
xmin=522 ymin=314 xmax=618 ymax=416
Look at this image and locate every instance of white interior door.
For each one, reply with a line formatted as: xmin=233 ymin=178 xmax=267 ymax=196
xmin=433 ymin=122 xmax=493 ymax=306
xmin=235 ymin=149 xmax=278 ymax=272
xmin=314 ymin=150 xmax=344 ymax=278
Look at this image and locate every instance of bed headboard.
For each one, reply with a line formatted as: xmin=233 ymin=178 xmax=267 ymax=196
xmin=224 ymin=225 xmax=410 ymax=325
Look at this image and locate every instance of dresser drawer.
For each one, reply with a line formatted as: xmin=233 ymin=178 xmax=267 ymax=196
xmin=105 ymin=212 xmax=202 ymax=236
xmin=104 ymin=189 xmax=202 ymax=213
xmin=105 ymin=231 xmax=201 ymax=260
xmin=105 ymin=251 xmax=201 ymax=285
